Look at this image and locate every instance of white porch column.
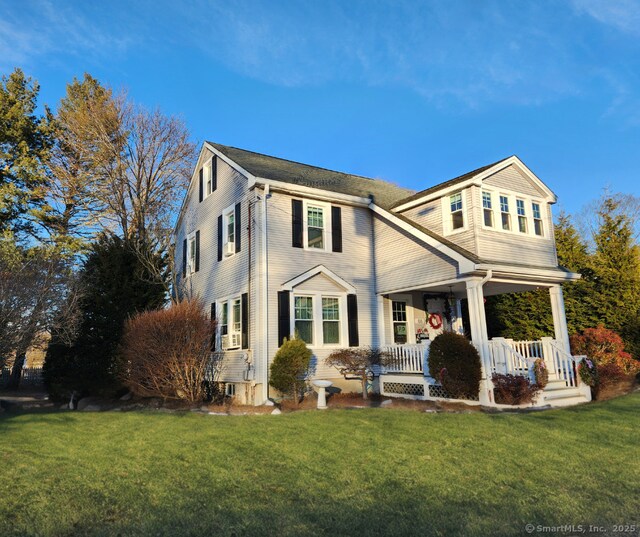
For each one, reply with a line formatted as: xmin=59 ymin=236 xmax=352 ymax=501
xmin=549 ymin=285 xmax=570 ymax=353
xmin=466 ymin=279 xmax=492 ymax=406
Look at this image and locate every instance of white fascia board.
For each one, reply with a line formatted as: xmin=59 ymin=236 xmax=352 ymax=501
xmin=253 ymin=177 xmax=371 ymax=206
xmin=369 ymin=202 xmax=476 ymax=274
xmin=393 ymin=156 xmax=556 ymax=213
xmin=378 ymin=276 xmax=474 ymax=296
xmin=281 ymin=264 xmax=357 ymax=293
xmin=476 ymin=263 xmax=581 ymax=282
xmin=203 ymin=142 xmax=256 ymax=182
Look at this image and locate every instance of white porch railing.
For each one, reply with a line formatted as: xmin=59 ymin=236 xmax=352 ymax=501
xmin=488 ymin=338 xmax=533 ymax=381
xmin=544 ymin=339 xmax=579 ymax=388
xmin=380 ymin=343 xmax=429 ymax=374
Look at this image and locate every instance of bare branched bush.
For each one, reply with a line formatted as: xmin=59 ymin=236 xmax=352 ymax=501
xmin=120 ymin=299 xmax=218 ymax=403
xmin=326 ymin=347 xmax=392 ymax=400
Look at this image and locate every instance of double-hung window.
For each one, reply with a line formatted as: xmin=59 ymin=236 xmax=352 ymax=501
xmin=532 ymin=202 xmax=544 ymax=236
xmin=187 ymin=232 xmax=197 ymax=273
xmin=292 ymin=294 xmax=344 ymax=346
xmin=204 ymin=160 xmax=213 ymax=197
xmin=223 ymin=206 xmax=235 ymax=256
xmin=500 ymin=195 xmax=511 ymax=231
xmin=294 ymin=296 xmax=314 ymax=344
xmin=392 ymin=301 xmax=408 ymax=344
xmin=450 ymin=193 xmax=464 ymax=230
xmin=516 ymin=199 xmax=527 ymax=233
xmin=220 ymin=297 xmax=241 ymax=349
xmin=322 ymin=297 xmax=340 ymax=344
xmin=482 ymin=191 xmax=493 ymax=227
xmin=307 ymin=205 xmax=325 ymax=249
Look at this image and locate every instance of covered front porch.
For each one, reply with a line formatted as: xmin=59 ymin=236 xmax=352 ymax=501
xmin=375 ymin=272 xmax=591 ymax=407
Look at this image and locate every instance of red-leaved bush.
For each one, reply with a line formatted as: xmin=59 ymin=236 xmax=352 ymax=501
xmin=119 ymin=299 xmax=218 ymax=403
xmin=570 ymin=326 xmax=640 ymax=378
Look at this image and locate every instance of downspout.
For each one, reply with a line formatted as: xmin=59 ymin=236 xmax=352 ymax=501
xmin=261 ymin=184 xmax=272 ymax=404
xmin=480 ymin=269 xmax=493 ymax=287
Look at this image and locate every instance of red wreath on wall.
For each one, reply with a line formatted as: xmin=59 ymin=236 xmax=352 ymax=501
xmin=428 ymin=313 xmax=443 ymax=330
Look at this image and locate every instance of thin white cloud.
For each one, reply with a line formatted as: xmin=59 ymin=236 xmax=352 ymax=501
xmin=571 ymin=0 xmax=640 ymax=36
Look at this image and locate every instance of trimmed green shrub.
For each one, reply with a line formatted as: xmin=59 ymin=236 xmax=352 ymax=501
xmin=428 ymin=332 xmax=482 ymax=398
xmin=269 ymin=338 xmax=312 ymax=404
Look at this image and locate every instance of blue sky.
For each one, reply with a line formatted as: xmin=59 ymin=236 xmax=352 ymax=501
xmin=1 ymin=0 xmax=639 ymax=215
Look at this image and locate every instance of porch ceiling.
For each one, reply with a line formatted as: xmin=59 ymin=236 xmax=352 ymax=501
xmin=383 ymin=279 xmax=553 ymax=299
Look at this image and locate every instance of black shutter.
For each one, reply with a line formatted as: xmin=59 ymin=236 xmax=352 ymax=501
xmin=235 ymin=202 xmax=241 ymax=253
xmin=277 ymin=291 xmax=290 ymax=346
xmin=241 ymin=293 xmax=248 ymax=349
xmin=292 ymin=199 xmax=303 ymax=248
xmin=182 ymin=238 xmax=187 ymax=278
xmin=211 ymin=156 xmax=217 ymax=192
xmin=210 ymin=302 xmax=217 ymax=351
xmin=217 ymin=215 xmax=223 ymax=262
xmin=194 ymin=230 xmax=200 ymax=272
xmin=347 ymin=294 xmax=359 ymax=347
xmin=332 ymin=206 xmax=342 ymax=252
xmin=199 ymin=168 xmax=203 ymax=202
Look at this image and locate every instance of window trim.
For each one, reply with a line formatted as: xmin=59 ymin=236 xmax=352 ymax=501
xmin=387 ymin=293 xmax=416 ymax=345
xmin=186 ymin=231 xmax=197 ymax=274
xmin=217 ymin=294 xmax=243 ymax=350
xmin=302 ymin=199 xmax=332 ymax=252
xmin=441 ymin=190 xmax=469 ymax=236
xmin=290 ymin=291 xmax=347 ymax=349
xmin=222 ymin=203 xmax=236 ymax=257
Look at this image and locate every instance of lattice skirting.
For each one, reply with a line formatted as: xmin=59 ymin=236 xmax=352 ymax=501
xmin=382 ymin=381 xmax=425 ymax=397
xmin=427 ymin=383 xmax=479 ymax=401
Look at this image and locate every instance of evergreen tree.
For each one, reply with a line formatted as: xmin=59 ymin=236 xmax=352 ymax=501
xmin=0 ymin=68 xmax=52 ymax=237
xmin=588 ymin=197 xmax=640 ymax=357
xmin=43 ymin=235 xmax=166 ymax=399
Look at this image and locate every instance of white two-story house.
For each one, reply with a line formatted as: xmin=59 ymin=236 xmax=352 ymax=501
xmin=174 ymin=142 xmax=591 ymax=408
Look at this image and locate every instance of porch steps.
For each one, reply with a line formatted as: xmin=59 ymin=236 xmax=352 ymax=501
xmin=542 ymin=380 xmax=588 ymax=407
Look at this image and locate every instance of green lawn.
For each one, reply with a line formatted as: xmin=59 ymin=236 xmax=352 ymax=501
xmin=1 ymin=394 xmax=638 ymax=537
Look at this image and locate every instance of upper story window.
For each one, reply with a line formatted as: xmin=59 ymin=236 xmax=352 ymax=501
xmin=516 ymin=199 xmax=527 ymax=233
xmin=187 ymin=232 xmax=197 ymax=273
xmin=307 ymin=205 xmax=325 ymax=249
xmin=499 ymin=195 xmax=511 ymax=231
xmin=204 ymin=160 xmax=213 ymax=197
xmin=450 ymin=193 xmax=464 ymax=230
xmin=482 ymin=191 xmax=493 ymax=227
xmin=223 ymin=205 xmax=235 ymax=257
xmin=532 ymin=202 xmax=544 ymax=236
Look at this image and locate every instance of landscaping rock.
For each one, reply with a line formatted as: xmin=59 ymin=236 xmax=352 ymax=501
xmin=76 ymin=397 xmax=106 ymax=411
xmin=271 ymin=408 xmax=282 ymax=415
xmin=120 ymin=392 xmax=133 ymax=401
xmin=81 ymin=405 xmax=102 ymax=412
xmin=380 ymin=399 xmax=393 ymax=407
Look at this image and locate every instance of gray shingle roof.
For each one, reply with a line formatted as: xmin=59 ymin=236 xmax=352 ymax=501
xmin=208 ymin=142 xmax=415 ymax=209
xmin=390 ymin=156 xmax=512 ymax=209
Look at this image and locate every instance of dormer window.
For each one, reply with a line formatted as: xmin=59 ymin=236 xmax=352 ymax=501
xmin=532 ymin=202 xmax=544 ymax=236
xmin=450 ymin=193 xmax=464 ymax=230
xmin=500 ymin=195 xmax=511 ymax=231
xmin=482 ymin=191 xmax=493 ymax=227
xmin=516 ymin=199 xmax=527 ymax=233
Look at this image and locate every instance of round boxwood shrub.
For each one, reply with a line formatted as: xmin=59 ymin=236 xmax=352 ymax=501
xmin=428 ymin=332 xmax=482 ymax=398
xmin=269 ymin=337 xmax=312 ymax=404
